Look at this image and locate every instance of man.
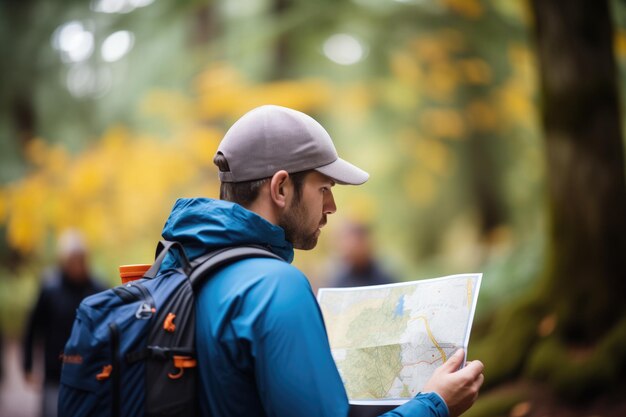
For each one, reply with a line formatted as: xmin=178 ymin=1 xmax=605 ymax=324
xmin=328 ymin=221 xmax=399 ymax=417
xmin=160 ymin=105 xmax=484 ymax=417
xmin=329 ymin=221 xmax=396 ymax=289
xmin=22 ymin=230 xmax=104 ymax=417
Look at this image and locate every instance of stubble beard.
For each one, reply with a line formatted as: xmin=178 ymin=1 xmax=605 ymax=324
xmin=279 ymin=198 xmax=321 ymax=251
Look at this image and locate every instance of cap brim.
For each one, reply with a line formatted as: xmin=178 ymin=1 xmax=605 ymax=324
xmin=314 ymin=158 xmax=369 ymax=185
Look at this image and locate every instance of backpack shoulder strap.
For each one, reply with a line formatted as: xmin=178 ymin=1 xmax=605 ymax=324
xmin=189 ymin=246 xmax=284 ymax=291
xmin=144 ymin=240 xmax=192 ymax=279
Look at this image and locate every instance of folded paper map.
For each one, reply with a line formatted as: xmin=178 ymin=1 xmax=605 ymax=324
xmin=317 ymin=273 xmax=482 ymax=405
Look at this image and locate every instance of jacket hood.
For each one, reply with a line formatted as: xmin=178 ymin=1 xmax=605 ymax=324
xmin=162 ymin=198 xmax=294 ymax=264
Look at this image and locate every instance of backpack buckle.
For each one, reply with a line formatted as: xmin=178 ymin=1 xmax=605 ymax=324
xmin=167 ymin=356 xmax=197 ymax=380
xmin=135 ymin=302 xmax=155 ymax=319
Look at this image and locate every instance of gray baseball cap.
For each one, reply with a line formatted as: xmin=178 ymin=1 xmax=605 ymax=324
xmin=215 ymin=105 xmax=369 ymax=185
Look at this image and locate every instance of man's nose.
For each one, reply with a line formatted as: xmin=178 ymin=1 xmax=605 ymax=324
xmin=324 ymin=191 xmax=337 ymax=215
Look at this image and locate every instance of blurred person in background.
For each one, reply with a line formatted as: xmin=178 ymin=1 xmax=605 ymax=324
xmin=22 ymin=229 xmax=104 ymax=417
xmin=328 ymin=221 xmax=395 ymax=289
xmin=328 ymin=221 xmax=397 ymax=417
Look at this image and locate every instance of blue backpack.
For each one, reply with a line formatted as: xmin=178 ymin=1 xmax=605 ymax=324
xmin=59 ymin=240 xmax=282 ymax=417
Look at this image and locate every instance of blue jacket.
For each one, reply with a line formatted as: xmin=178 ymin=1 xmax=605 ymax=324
xmin=162 ymin=198 xmax=449 ymax=417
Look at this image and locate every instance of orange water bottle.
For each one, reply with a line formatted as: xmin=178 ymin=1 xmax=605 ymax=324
xmin=118 ymin=264 xmax=151 ymax=284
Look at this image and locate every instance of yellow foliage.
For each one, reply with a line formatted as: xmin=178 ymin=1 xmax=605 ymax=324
xmin=337 ymin=191 xmax=378 ymax=224
xmin=331 ymin=84 xmax=374 ymax=125
xmin=381 ymin=79 xmax=420 ymax=110
xmin=614 ymin=29 xmax=626 ymax=59
xmin=140 ymin=90 xmax=197 ymax=124
xmin=439 ymin=29 xmax=466 ymax=53
xmin=407 ymin=32 xmax=472 ymax=100
xmin=0 ymin=63 xmax=337 ymax=257
xmin=414 ymin=138 xmax=451 ymax=176
xmin=404 ymin=169 xmax=436 ymax=207
xmin=508 ymin=44 xmax=536 ymax=84
xmin=440 ymin=0 xmax=484 ymax=19
xmin=496 ymin=79 xmax=534 ymax=127
xmin=396 ymin=129 xmax=420 ymax=154
xmin=180 ymin=127 xmax=223 ymax=166
xmin=66 ymin=152 xmax=106 ymax=200
xmin=467 ymin=99 xmax=498 ymax=132
xmin=195 ymin=65 xmax=330 ymax=120
xmin=25 ymin=138 xmax=48 ymax=167
xmin=423 ymin=61 xmax=459 ymax=101
xmin=254 ymin=80 xmax=332 ymax=111
xmin=459 ymin=58 xmax=492 ymax=85
xmin=25 ymin=139 xmax=69 ymax=179
xmin=6 ymin=176 xmax=49 ymax=254
xmin=1 ymin=126 xmax=222 ymax=254
xmin=80 ymin=203 xmax=109 ymax=246
xmin=197 ymin=78 xmax=332 ymax=119
xmin=194 ymin=64 xmax=244 ymax=96
xmin=0 ymin=190 xmax=6 ymax=223
xmin=411 ymin=30 xmax=465 ymax=62
xmin=420 ymin=108 xmax=466 ymax=139
xmin=390 ymin=51 xmax=423 ymax=86
xmin=411 ymin=37 xmax=447 ymax=63
xmin=490 ymin=0 xmax=528 ymax=24
xmin=102 ymin=125 xmax=131 ymax=153
xmin=194 ymin=64 xmax=248 ymax=119
xmin=46 ymin=145 xmax=70 ymax=178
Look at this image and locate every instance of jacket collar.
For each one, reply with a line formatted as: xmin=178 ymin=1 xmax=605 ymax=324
xmin=161 ymin=198 xmax=294 ymax=264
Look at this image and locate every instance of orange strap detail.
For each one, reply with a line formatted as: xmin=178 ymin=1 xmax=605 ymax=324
xmin=163 ymin=312 xmax=176 ymax=333
xmin=96 ymin=364 xmax=113 ymax=381
xmin=167 ymin=355 xmax=197 ymax=380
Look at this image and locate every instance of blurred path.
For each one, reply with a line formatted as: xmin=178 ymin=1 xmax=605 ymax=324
xmin=0 ymin=339 xmax=40 ymax=417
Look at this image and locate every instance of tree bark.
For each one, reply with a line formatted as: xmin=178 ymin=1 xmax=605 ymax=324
xmin=469 ymin=1 xmax=626 ymax=399
xmin=272 ymin=0 xmax=290 ymax=79
xmin=531 ymin=0 xmax=626 ymax=341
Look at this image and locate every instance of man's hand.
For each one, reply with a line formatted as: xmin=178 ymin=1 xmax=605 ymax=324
xmin=422 ymin=349 xmax=484 ymax=417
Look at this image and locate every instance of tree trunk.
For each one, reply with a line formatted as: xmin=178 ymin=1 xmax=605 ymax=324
xmin=531 ymin=0 xmax=626 ymax=341
xmin=467 ymin=130 xmax=505 ymax=238
xmin=272 ymin=0 xmax=290 ymax=79
xmin=472 ymin=0 xmax=626 ymax=399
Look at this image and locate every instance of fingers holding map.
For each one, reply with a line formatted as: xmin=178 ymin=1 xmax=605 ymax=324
xmin=317 ymin=273 xmax=482 ymax=405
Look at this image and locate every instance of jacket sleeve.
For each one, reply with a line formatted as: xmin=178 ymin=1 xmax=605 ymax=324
xmin=238 ymin=265 xmax=350 ymax=417
xmin=380 ymin=392 xmax=449 ymax=417
xmin=239 ymin=264 xmax=450 ymax=417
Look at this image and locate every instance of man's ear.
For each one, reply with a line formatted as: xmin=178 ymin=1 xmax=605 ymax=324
xmin=269 ymin=170 xmax=290 ymax=208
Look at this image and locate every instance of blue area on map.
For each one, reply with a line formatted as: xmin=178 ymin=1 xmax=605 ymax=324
xmin=394 ymin=294 xmax=405 ymax=317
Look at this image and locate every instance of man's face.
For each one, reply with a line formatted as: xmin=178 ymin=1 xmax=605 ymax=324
xmin=340 ymin=225 xmax=373 ymax=269
xmin=279 ymin=171 xmax=336 ymax=250
xmin=61 ymin=252 xmax=89 ymax=283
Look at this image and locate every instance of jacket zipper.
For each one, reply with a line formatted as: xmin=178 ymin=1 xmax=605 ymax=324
xmin=132 ymin=282 xmax=154 ymax=306
xmin=113 ymin=286 xmax=138 ymax=302
xmin=115 ymin=283 xmax=154 ymax=305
